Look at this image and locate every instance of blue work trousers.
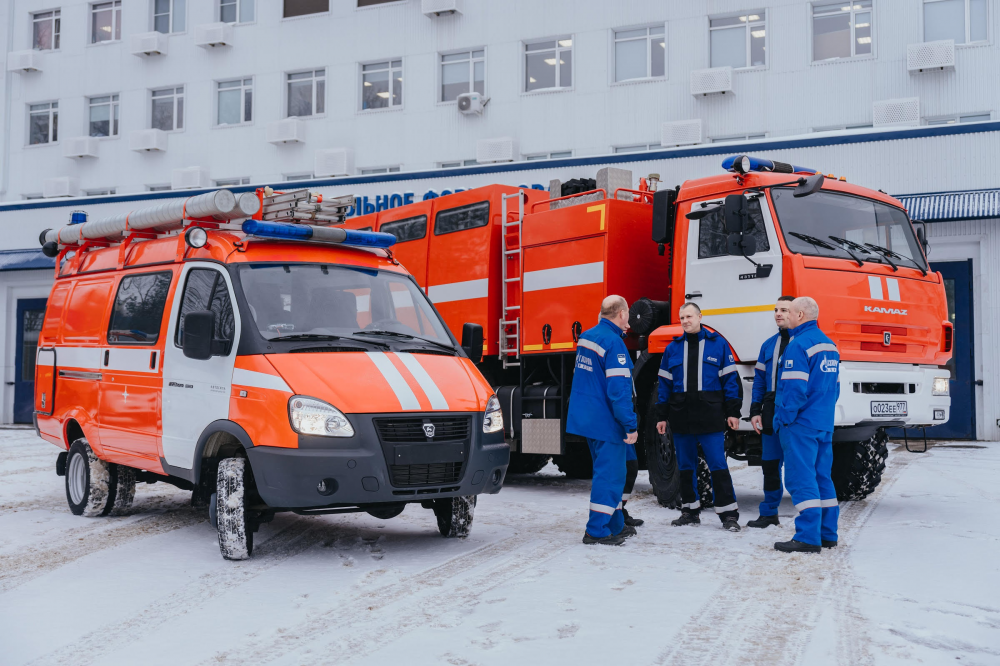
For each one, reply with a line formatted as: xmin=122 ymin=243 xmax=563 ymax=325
xmin=758 ymin=433 xmax=785 ymax=517
xmin=778 ymin=422 xmax=839 ymax=546
xmin=586 ymin=438 xmax=626 ymax=538
xmin=674 ymin=432 xmax=739 ymax=519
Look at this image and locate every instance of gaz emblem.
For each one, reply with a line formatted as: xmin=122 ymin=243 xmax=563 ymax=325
xmin=423 ymin=423 xmax=436 ymax=438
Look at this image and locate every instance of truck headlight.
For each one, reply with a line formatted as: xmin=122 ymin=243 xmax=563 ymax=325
xmin=932 ymin=378 xmax=950 ymax=396
xmin=288 ymin=396 xmax=354 ymax=437
xmin=483 ymin=394 xmax=504 ymax=434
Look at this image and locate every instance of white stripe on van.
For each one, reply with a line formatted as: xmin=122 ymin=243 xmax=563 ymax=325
xmin=35 ymin=346 xmax=102 ymax=371
xmin=427 ymin=278 xmax=489 ymax=304
xmin=232 ymin=368 xmax=292 ymax=393
xmin=396 ymin=353 xmax=449 ymax=410
xmin=366 ymin=352 xmax=421 ymax=410
xmin=523 ymin=261 xmax=604 ymax=293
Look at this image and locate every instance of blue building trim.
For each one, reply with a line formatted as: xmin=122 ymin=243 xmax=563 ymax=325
xmin=0 ymin=249 xmax=54 ymax=272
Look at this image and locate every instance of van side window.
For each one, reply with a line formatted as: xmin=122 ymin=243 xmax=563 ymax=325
xmin=434 ymin=201 xmax=489 ymax=235
xmin=176 ymin=268 xmax=235 ymax=354
xmin=380 ymin=214 xmax=427 ymax=243
xmin=107 ymin=272 xmax=173 ymax=345
xmin=698 ymin=198 xmax=770 ymax=259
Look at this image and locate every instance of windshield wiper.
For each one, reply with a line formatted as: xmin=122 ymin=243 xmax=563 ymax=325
xmin=863 ymin=242 xmax=927 ymax=275
xmin=824 ymin=236 xmax=870 ymax=268
xmin=271 ymin=334 xmax=341 ymax=341
xmin=353 ymin=330 xmax=456 ymax=351
xmin=789 ymin=232 xmax=863 ymax=267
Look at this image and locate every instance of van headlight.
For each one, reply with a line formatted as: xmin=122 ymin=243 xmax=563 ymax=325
xmin=483 ymin=394 xmax=504 ymax=434
xmin=932 ymin=377 xmax=950 ymax=396
xmin=288 ymin=396 xmax=354 ymax=437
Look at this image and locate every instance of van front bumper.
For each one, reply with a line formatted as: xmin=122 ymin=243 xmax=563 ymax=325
xmin=244 ymin=412 xmax=509 ymax=509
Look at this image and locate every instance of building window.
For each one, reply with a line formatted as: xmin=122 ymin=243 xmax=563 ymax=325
xmin=91 ymin=1 xmax=122 ymax=44
xmin=924 ymin=0 xmax=988 ymax=44
xmin=220 ymin=0 xmax=254 ymax=23
xmin=360 ymin=166 xmax=401 ymax=174
xmin=217 ymin=78 xmax=253 ymax=125
xmin=710 ymin=133 xmax=766 ymax=143
xmin=148 ymin=184 xmax=172 ymax=191
xmin=23 ymin=194 xmax=44 ymax=200
xmin=358 ymin=0 xmax=402 ymax=6
xmin=926 ymin=112 xmax=992 ymax=125
xmin=440 ymin=50 xmax=485 ymax=102
xmin=153 ymin=0 xmax=185 ymax=33
xmin=525 ymin=38 xmax=572 ymax=92
xmin=32 ymin=10 xmax=61 ymax=50
xmin=439 ymin=159 xmax=478 ymax=168
xmin=361 ymin=60 xmax=403 ymax=110
xmin=614 ymin=25 xmax=666 ymax=82
xmin=613 ymin=143 xmax=658 ymax=154
xmin=89 ymin=95 xmax=120 ymax=137
xmin=525 ymin=151 xmax=572 ymax=161
xmin=151 ymin=87 xmax=184 ymax=131
xmin=813 ymin=123 xmax=873 ymax=132
xmin=710 ymin=12 xmax=766 ymax=69
xmin=86 ymin=188 xmax=117 ymax=196
xmin=285 ymin=174 xmax=313 ymax=181
xmin=215 ymin=177 xmax=250 ymax=186
xmin=29 ymin=102 xmax=58 ymax=145
xmin=287 ymin=70 xmax=325 ymax=117
xmin=813 ymin=1 xmax=872 ymax=61
xmin=283 ymin=0 xmax=328 ymax=18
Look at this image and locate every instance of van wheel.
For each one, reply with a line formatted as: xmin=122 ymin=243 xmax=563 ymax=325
xmin=216 ymin=457 xmax=253 ymax=560
xmin=433 ymin=496 xmax=476 ymax=538
xmin=109 ymin=465 xmax=136 ymax=516
xmin=832 ymin=428 xmax=889 ymax=501
xmin=65 ymin=439 xmax=113 ymax=517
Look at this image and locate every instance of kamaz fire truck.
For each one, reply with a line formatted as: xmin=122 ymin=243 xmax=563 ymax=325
xmin=347 ymin=155 xmax=952 ymax=505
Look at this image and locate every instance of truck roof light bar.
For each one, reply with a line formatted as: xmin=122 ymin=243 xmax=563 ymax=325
xmin=722 ymin=155 xmax=817 ymax=176
xmin=241 ymin=219 xmax=396 ymax=249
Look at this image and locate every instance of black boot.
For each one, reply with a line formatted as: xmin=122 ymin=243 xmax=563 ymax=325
xmin=822 ymin=539 xmax=837 ymax=548
xmin=583 ymin=532 xmax=626 ymax=546
xmin=671 ymin=510 xmax=701 ymax=526
xmin=622 ymin=507 xmax=644 ymax=527
xmin=721 ymin=516 xmax=741 ymax=532
xmin=617 ymin=524 xmax=637 ymax=538
xmin=747 ymin=514 xmax=780 ymax=529
xmin=774 ymin=539 xmax=822 ymax=553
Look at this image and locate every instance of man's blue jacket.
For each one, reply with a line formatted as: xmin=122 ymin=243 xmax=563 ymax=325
xmin=656 ymin=327 xmax=742 ymax=434
xmin=567 ymin=318 xmax=637 ymax=444
xmin=750 ymin=328 xmax=790 ymax=434
xmin=774 ymin=320 xmax=840 ymax=433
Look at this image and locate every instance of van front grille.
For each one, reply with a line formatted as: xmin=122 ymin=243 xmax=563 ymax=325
xmin=390 ymin=462 xmax=463 ymax=487
xmin=374 ymin=416 xmax=471 ymax=443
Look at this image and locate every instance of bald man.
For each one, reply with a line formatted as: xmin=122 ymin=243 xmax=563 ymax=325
xmin=772 ymin=297 xmax=841 ymax=554
xmin=567 ymin=295 xmax=638 ymax=546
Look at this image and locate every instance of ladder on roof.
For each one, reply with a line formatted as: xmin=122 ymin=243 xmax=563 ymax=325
xmin=500 ymin=190 xmax=524 ymax=369
xmin=260 ymin=188 xmax=354 ymax=225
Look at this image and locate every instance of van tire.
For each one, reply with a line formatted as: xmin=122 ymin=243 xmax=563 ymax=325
xmin=216 ymin=457 xmax=253 ymax=560
xmin=109 ymin=465 xmax=136 ymax=516
xmin=832 ymin=428 xmax=889 ymax=502
xmin=65 ymin=439 xmax=114 ymax=517
xmin=433 ymin=496 xmax=476 ymax=538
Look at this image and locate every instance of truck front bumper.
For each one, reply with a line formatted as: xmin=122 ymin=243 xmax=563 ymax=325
xmin=835 ymin=361 xmax=950 ymax=428
xmin=245 ymin=412 xmax=509 ymax=509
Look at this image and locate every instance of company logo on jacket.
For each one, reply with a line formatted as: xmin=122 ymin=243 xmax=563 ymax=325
xmin=617 ymin=354 xmax=627 ymax=365
xmin=820 ymin=358 xmax=839 ymax=373
xmin=785 ymin=359 xmax=793 ymax=368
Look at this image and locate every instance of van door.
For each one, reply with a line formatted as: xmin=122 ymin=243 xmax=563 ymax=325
xmin=160 ymin=263 xmax=241 ymax=471
xmin=99 ymin=271 xmax=174 ymax=467
xmin=683 ymin=195 xmax=783 ymax=361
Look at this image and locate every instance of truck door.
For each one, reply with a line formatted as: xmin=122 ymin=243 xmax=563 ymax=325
xmin=683 ymin=195 xmax=783 ymax=361
xmin=161 ymin=264 xmax=241 ymax=471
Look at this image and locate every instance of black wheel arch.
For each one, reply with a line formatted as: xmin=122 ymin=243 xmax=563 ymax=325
xmin=159 ymin=419 xmax=255 ymax=485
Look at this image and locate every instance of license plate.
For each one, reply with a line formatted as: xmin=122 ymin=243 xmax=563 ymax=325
xmin=871 ymin=401 xmax=907 ymax=417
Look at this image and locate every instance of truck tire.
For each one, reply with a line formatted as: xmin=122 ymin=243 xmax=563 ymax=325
xmin=109 ymin=465 xmax=136 ymax=516
xmin=553 ymin=442 xmax=593 ymax=479
xmin=507 ymin=452 xmax=550 ymax=475
xmin=65 ymin=439 xmax=113 ymax=517
xmin=433 ymin=496 xmax=476 ymax=537
xmin=832 ymin=428 xmax=890 ymax=501
xmin=644 ymin=402 xmax=681 ymax=508
xmin=216 ymin=457 xmax=253 ymax=560
xmin=696 ymin=448 xmax=715 ymax=510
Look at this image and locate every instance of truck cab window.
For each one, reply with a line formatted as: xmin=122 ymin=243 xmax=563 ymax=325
xmin=176 ymin=269 xmax=235 ymax=353
xmin=698 ymin=198 xmax=770 ymax=258
xmin=434 ymin=201 xmax=490 ymax=235
xmin=107 ymin=272 xmax=173 ymax=344
xmin=380 ymin=214 xmax=427 ymax=243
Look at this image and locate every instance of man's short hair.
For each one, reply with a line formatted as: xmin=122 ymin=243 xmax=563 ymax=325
xmin=777 ymin=295 xmax=795 ymax=303
xmin=600 ymin=295 xmax=628 ymax=319
xmin=792 ymin=296 xmax=820 ymax=320
xmin=679 ymin=302 xmax=701 ymax=315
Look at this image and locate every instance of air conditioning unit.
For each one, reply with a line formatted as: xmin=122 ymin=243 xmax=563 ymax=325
xmin=422 ymin=0 xmax=462 ymax=17
xmin=131 ymin=31 xmax=169 ymax=57
xmin=6 ymin=50 xmax=41 ymax=73
xmin=873 ymin=97 xmax=920 ymax=127
xmin=476 ymin=137 xmax=518 ymax=163
xmin=64 ymin=137 xmax=99 ymax=159
xmin=195 ymin=22 xmax=234 ymax=48
xmin=661 ymin=119 xmax=703 ymax=147
xmin=171 ymin=167 xmax=211 ymax=190
xmin=129 ymin=129 xmax=169 ymax=152
xmin=315 ymin=149 xmax=355 ymax=177
xmin=690 ymin=67 xmax=733 ymax=96
xmin=267 ymin=118 xmax=305 ymax=144
xmin=457 ymin=92 xmax=486 ymax=115
xmin=43 ymin=177 xmax=80 ymax=199
xmin=907 ymin=40 xmax=956 ymax=72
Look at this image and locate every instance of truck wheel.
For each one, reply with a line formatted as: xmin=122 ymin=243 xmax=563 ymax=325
xmin=433 ymin=496 xmax=476 ymax=537
xmin=65 ymin=439 xmax=113 ymax=517
xmin=109 ymin=465 xmax=136 ymax=516
xmin=696 ymin=448 xmax=715 ymax=510
xmin=507 ymin=452 xmax=550 ymax=475
xmin=832 ymin=428 xmax=890 ymax=501
xmin=643 ymin=402 xmax=681 ymax=508
xmin=216 ymin=457 xmax=253 ymax=560
xmin=554 ymin=442 xmax=593 ymax=479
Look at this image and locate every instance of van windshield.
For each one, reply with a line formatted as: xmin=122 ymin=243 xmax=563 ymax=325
xmin=238 ymin=263 xmax=454 ymax=347
xmin=771 ymin=188 xmax=927 ymax=271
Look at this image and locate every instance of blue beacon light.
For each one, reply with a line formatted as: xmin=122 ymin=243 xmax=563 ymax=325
xmin=722 ymin=155 xmax=817 ymax=175
xmin=241 ymin=219 xmax=397 ymax=249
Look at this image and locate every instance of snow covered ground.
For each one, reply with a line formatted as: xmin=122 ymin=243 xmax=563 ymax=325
xmin=1 ymin=428 xmax=997 ymax=666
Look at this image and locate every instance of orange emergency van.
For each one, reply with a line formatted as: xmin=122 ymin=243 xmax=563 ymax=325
xmin=34 ymin=188 xmax=508 ymax=560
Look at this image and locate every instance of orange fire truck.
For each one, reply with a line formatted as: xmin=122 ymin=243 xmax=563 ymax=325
xmin=347 ymin=156 xmax=952 ymax=505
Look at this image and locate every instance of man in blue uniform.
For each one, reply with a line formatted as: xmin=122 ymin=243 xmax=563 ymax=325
xmin=655 ymin=303 xmax=743 ymax=532
xmin=747 ymin=295 xmax=795 ymax=528
xmin=567 ymin=295 xmax=639 ymax=546
xmin=773 ymin=297 xmax=841 ymax=553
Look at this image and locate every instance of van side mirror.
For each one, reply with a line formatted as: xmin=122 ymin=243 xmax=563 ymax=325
xmin=651 ymin=187 xmax=677 ymax=244
xmin=182 ymin=310 xmax=215 ymax=360
xmin=461 ymin=322 xmax=484 ymax=363
xmin=793 ymin=173 xmax=825 ymax=198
